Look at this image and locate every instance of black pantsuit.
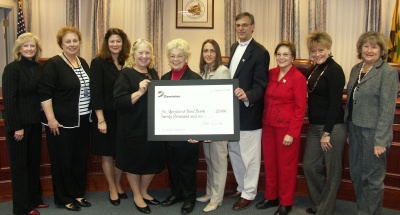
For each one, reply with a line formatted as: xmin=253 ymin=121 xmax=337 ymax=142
xmin=6 ymin=123 xmax=43 ymax=214
xmin=166 ymin=143 xmax=200 ymax=199
xmin=161 ymin=66 xmax=202 ymax=200
xmin=39 ymin=55 xmax=92 ymax=206
xmin=3 ymin=57 xmax=43 ymax=214
xmin=45 ymin=115 xmax=91 ymax=205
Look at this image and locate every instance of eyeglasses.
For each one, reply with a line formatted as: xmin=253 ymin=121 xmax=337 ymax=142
xmin=169 ymin=54 xmax=185 ymax=60
xmin=235 ymin=23 xmax=251 ymax=28
xmin=275 ymin=53 xmax=292 ymax=58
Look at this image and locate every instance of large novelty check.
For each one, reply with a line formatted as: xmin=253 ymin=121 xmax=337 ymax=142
xmin=147 ymin=79 xmax=239 ymax=141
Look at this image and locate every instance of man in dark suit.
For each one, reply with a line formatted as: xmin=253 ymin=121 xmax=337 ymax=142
xmin=224 ymin=12 xmax=270 ymax=211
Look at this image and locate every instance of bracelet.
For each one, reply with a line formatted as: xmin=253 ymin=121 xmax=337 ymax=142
xmin=322 ymin=132 xmax=330 ymax=137
xmin=98 ymin=120 xmax=105 ymax=124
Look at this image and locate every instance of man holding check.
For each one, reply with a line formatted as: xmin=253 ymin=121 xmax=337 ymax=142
xmin=224 ymin=12 xmax=269 ymax=211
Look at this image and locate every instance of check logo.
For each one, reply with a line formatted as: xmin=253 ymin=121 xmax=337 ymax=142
xmin=158 ymin=91 xmax=164 ymax=97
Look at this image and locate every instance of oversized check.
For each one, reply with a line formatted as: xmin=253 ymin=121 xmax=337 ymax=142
xmin=148 ymin=79 xmax=239 ymax=141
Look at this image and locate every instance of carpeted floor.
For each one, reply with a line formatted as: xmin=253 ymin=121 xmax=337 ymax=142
xmin=1 ymin=189 xmax=399 ymax=215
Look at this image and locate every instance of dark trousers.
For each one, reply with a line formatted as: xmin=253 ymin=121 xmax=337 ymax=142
xmin=6 ymin=123 xmax=43 ymax=214
xmin=46 ymin=115 xmax=90 ymax=205
xmin=166 ymin=143 xmax=199 ymax=200
xmin=348 ymin=121 xmax=386 ymax=215
xmin=303 ymin=124 xmax=347 ymax=215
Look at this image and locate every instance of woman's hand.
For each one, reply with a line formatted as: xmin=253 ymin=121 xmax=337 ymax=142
xmin=139 ymin=79 xmax=151 ymax=94
xmin=374 ymin=146 xmax=386 ymax=158
xmin=320 ymin=136 xmax=332 ymax=151
xmin=14 ymin=129 xmax=24 ymax=141
xmin=188 ymin=139 xmax=199 ymax=144
xmin=98 ymin=121 xmax=107 ymax=134
xmin=282 ymin=134 xmax=293 ymax=146
xmin=48 ymin=119 xmax=63 ymax=136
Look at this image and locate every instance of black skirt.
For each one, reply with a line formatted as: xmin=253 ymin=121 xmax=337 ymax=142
xmin=91 ymin=110 xmax=117 ymax=156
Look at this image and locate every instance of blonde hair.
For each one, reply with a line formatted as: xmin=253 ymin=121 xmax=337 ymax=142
xmin=124 ymin=39 xmax=155 ymax=69
xmin=12 ymin=32 xmax=42 ymax=62
xmin=307 ymin=30 xmax=332 ymax=53
xmin=166 ymin=38 xmax=191 ymax=60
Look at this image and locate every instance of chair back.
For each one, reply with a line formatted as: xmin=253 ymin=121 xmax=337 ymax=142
xmin=222 ymin=56 xmax=230 ymax=67
xmin=293 ymin=59 xmax=314 ymax=75
xmin=219 ymin=57 xmax=314 ymax=75
xmin=388 ymin=62 xmax=400 ymax=97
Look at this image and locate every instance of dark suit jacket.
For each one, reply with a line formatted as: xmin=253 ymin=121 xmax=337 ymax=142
xmin=2 ymin=58 xmax=42 ymax=131
xmin=229 ymin=39 xmax=270 ymax=130
xmin=39 ymin=55 xmax=90 ymax=127
xmin=90 ymin=57 xmax=120 ymax=111
xmin=161 ymin=65 xmax=202 ymax=147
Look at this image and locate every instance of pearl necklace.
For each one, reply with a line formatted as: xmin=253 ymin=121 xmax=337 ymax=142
xmin=353 ymin=62 xmax=373 ymax=100
xmin=357 ymin=62 xmax=373 ymax=84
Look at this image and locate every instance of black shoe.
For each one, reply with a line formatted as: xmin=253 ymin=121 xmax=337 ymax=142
xmin=181 ymin=200 xmax=195 ymax=214
xmin=134 ymin=201 xmax=151 ymax=214
xmin=255 ymin=198 xmax=279 ymax=209
xmin=75 ymin=198 xmax=91 ymax=207
xmin=161 ymin=194 xmax=182 ymax=207
xmin=65 ymin=202 xmax=81 ymax=211
xmin=118 ymin=192 xmax=128 ymax=199
xmin=109 ymin=192 xmax=120 ymax=206
xmin=306 ymin=207 xmax=316 ymax=214
xmin=144 ymin=198 xmax=161 ymax=205
xmin=274 ymin=205 xmax=292 ymax=215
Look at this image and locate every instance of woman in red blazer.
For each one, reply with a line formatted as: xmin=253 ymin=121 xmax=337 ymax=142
xmin=256 ymin=41 xmax=307 ymax=215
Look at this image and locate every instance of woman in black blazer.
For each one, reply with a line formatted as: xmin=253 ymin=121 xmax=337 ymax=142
xmin=39 ymin=26 xmax=91 ymax=212
xmin=3 ymin=32 xmax=48 ymax=215
xmin=160 ymin=38 xmax=202 ymax=215
xmin=90 ymin=28 xmax=131 ymax=205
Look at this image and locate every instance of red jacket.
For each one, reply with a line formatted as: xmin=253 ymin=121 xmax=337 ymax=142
xmin=262 ymin=65 xmax=307 ymax=138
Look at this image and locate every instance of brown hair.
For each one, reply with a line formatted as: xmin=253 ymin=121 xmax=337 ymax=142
xmin=356 ymin=31 xmax=389 ymax=60
xmin=98 ymin=28 xmax=131 ymax=65
xmin=236 ymin=12 xmax=255 ymax=25
xmin=199 ymin=39 xmax=223 ymax=75
xmin=274 ymin=41 xmax=296 ymax=60
xmin=56 ymin=25 xmax=82 ymax=49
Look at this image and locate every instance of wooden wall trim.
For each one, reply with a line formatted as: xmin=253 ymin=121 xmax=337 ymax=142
xmin=1 ymin=82 xmax=400 ymax=211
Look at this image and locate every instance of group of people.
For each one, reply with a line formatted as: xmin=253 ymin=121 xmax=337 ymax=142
xmin=3 ymin=11 xmax=397 ymax=215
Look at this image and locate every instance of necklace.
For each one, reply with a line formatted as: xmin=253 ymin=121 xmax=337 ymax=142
xmin=357 ymin=62 xmax=373 ymax=84
xmin=307 ymin=64 xmax=329 ymax=93
xmin=353 ymin=62 xmax=373 ymax=100
xmin=62 ymin=52 xmax=80 ymax=68
xmin=134 ymin=67 xmax=152 ymax=80
xmin=61 ymin=53 xmax=89 ymax=97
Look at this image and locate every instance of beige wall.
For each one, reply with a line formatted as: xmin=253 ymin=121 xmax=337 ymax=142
xmin=162 ymin=0 xmax=226 ymax=74
xmin=0 ymin=0 xmax=14 ymax=7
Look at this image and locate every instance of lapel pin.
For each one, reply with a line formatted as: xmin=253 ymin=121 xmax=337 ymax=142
xmin=242 ymin=59 xmax=245 ymax=62
xmin=283 ymin=79 xmax=286 ymax=83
